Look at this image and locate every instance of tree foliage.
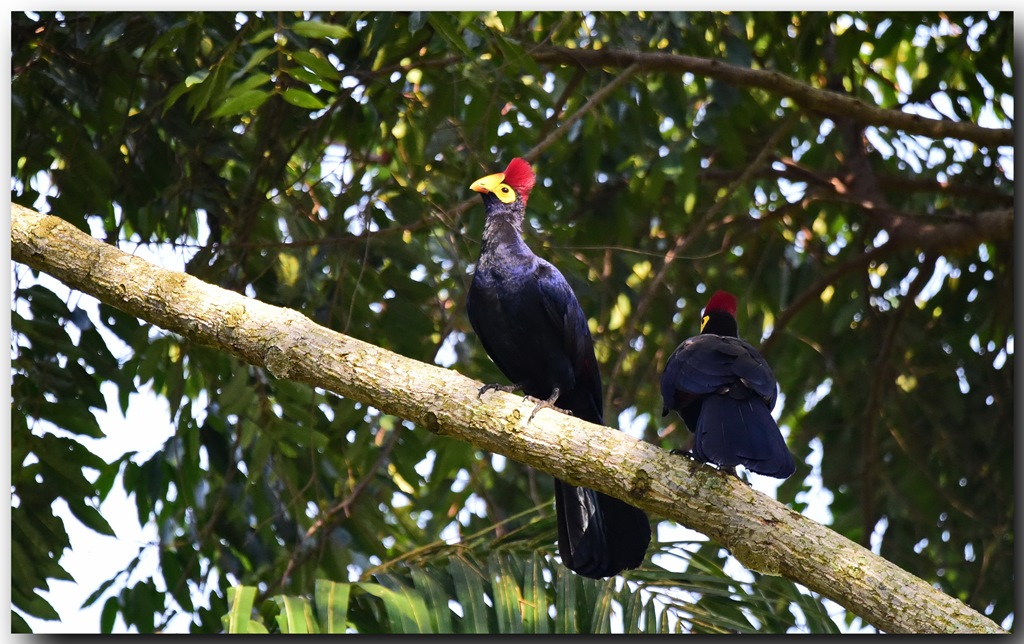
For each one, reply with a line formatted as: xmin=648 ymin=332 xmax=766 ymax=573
xmin=10 ymin=11 xmax=1013 ymax=633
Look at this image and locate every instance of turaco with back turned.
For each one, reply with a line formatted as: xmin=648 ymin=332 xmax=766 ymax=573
xmin=661 ymin=290 xmax=796 ymax=479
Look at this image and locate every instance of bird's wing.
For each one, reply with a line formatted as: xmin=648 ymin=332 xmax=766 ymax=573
xmin=663 ymin=335 xmax=740 ymax=394
xmin=467 ymin=274 xmax=518 ymax=383
xmin=727 ymin=337 xmax=779 ymax=407
xmin=662 ymin=335 xmax=778 ymax=405
xmin=534 ymin=259 xmax=604 ymax=421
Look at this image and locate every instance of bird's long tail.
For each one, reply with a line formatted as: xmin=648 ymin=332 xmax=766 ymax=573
xmin=553 ymin=480 xmax=650 ymax=579
xmin=694 ymin=394 xmax=796 ymax=478
xmin=548 ymin=388 xmax=651 ymax=578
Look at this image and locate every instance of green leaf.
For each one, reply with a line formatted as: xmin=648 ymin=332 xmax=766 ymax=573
xmin=187 ymin=60 xmax=230 ymax=119
xmin=65 ymin=499 xmax=116 ymax=537
xmin=273 ymin=595 xmax=318 ymax=634
xmin=285 ymin=64 xmax=330 ymax=89
xmin=226 ymin=585 xmax=257 ymax=634
xmin=12 ymin=609 xmax=31 ymax=634
xmin=291 ymin=20 xmax=352 ymax=41
xmin=555 ymin=565 xmax=576 ymax=633
xmin=185 ymin=70 xmax=210 ymax=87
xmin=39 ymin=555 xmax=76 ymax=584
xmin=81 ymin=573 xmax=122 ymax=610
xmin=292 ymin=49 xmax=341 ymax=82
xmin=620 ymin=581 xmax=644 ymax=633
xmin=211 ymin=89 xmax=272 ymax=118
xmin=100 ymin=596 xmax=119 ymax=633
xmin=248 ymin=25 xmax=278 ymax=44
xmin=409 ymin=567 xmax=453 ymax=633
xmin=409 ymin=11 xmax=428 ymax=33
xmin=492 ymin=34 xmax=542 ymax=78
xmin=35 ymin=400 xmax=104 ymax=438
xmin=521 ymin=552 xmax=549 ymax=633
xmin=17 ymin=590 xmax=61 ymax=622
xmin=34 ymin=434 xmax=105 ymax=493
xmin=314 ymin=579 xmax=350 ymax=634
xmin=427 ymin=14 xmax=474 ymax=57
xmin=160 ymin=80 xmax=192 ymax=115
xmin=360 ymin=580 xmax=433 ymax=633
xmin=280 ymin=87 xmax=327 ymax=110
xmin=644 ymin=589 xmax=658 ymax=633
xmin=449 ymin=557 xmax=489 ymax=633
xmin=230 ymin=71 xmax=273 ymax=95
xmin=159 ymin=548 xmax=194 ymax=613
xmin=488 ymin=553 xmax=523 ymax=633
xmin=237 ymin=46 xmax=276 ymax=76
xmin=589 ymin=578 xmax=615 ymax=633
xmin=246 ymin=620 xmax=269 ymax=634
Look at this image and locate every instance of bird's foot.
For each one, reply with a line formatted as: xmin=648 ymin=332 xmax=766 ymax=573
xmin=478 ymin=382 xmax=519 ymax=398
xmin=669 ymin=448 xmax=711 ymax=468
xmin=524 ymin=388 xmax=565 ymax=423
xmin=669 ymin=451 xmax=751 ymax=485
xmin=669 ymin=448 xmax=698 ymax=460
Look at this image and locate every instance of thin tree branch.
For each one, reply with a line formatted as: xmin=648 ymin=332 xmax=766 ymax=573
xmin=859 ymin=254 xmax=937 ymax=547
xmin=523 ymin=62 xmax=642 ymax=162
xmin=813 ymin=196 xmax=1013 ymax=254
xmin=528 ymin=45 xmax=1012 ymax=148
xmin=535 ymin=66 xmax=587 ymax=143
xmin=760 ymin=243 xmax=894 ymax=355
xmin=271 ymin=424 xmax=401 ymax=598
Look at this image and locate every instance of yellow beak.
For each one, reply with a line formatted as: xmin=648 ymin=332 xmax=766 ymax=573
xmin=470 ymin=172 xmax=518 ymax=204
xmin=470 ymin=172 xmax=505 ymax=194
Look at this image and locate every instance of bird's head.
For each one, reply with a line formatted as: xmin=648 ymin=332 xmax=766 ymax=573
xmin=470 ymin=157 xmax=536 ymax=208
xmin=700 ymin=290 xmax=739 ymax=337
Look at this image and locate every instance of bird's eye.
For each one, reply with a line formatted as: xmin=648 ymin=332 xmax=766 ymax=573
xmin=501 ymin=187 xmax=509 ymax=193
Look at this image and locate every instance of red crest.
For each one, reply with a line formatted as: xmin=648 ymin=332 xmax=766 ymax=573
xmin=705 ymin=290 xmax=738 ymax=316
xmin=502 ymin=157 xmax=536 ymax=204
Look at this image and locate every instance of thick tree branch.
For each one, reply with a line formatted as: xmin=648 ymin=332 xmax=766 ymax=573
xmin=10 ymin=204 xmax=1005 ymax=634
xmin=816 ymin=196 xmax=1013 ymax=254
xmin=528 ymin=45 xmax=1012 ymax=148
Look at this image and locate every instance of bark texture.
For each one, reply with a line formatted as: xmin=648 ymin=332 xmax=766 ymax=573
xmin=10 ymin=203 xmax=1006 ymax=634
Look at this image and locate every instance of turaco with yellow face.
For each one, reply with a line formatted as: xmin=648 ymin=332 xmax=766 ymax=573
xmin=470 ymin=156 xmax=536 ymax=206
xmin=465 ymin=157 xmax=652 ymax=579
xmin=468 ymin=158 xmax=537 ymax=255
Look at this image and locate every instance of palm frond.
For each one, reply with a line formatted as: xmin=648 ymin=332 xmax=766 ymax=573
xmin=224 ymin=518 xmax=843 ymax=633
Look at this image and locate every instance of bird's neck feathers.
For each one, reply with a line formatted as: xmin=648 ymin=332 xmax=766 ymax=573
xmin=480 ymin=195 xmax=530 ymax=257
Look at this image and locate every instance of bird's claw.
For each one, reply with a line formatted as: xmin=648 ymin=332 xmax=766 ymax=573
xmin=525 ymin=388 xmax=565 ymax=423
xmin=669 ymin=451 xmax=751 ymax=485
xmin=478 ymin=382 xmax=519 ymax=398
xmin=669 ymin=448 xmax=698 ymax=460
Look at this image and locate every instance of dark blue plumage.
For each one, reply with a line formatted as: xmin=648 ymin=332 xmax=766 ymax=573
xmin=467 ymin=158 xmax=651 ymax=578
xmin=660 ymin=291 xmax=796 ymax=479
